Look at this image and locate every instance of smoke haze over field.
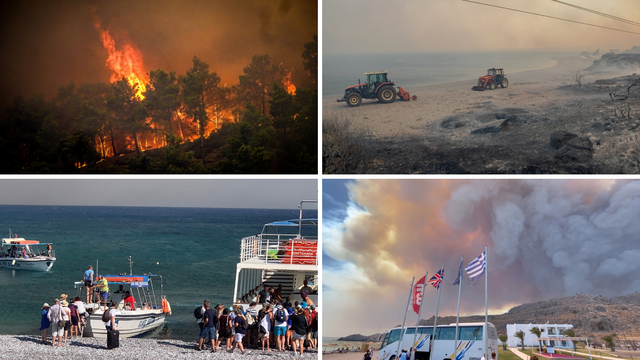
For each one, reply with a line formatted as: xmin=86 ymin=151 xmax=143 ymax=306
xmin=324 ymin=0 xmax=640 ymax=55
xmin=0 ymin=0 xmax=317 ymax=114
xmin=323 ymin=179 xmax=640 ymax=337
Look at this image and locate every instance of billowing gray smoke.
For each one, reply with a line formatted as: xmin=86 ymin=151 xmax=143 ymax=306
xmin=444 ymin=180 xmax=640 ymax=297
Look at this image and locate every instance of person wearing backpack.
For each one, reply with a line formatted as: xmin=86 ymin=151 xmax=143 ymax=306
xmin=273 ymin=304 xmax=288 ymax=351
xmin=198 ymin=301 xmax=218 ymax=352
xmin=245 ymin=302 xmax=259 ymax=348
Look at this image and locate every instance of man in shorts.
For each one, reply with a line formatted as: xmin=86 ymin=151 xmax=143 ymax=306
xmin=96 ymin=275 xmax=109 ymax=308
xmin=47 ymin=299 xmax=63 ymax=347
xmin=309 ymin=305 xmax=318 ymax=349
xmin=198 ymin=301 xmax=218 ymax=352
xmin=273 ymin=304 xmax=288 ymax=351
xmin=84 ymin=265 xmax=94 ymax=304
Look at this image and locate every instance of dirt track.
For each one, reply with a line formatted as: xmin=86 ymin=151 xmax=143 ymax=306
xmin=323 ymin=56 xmax=640 ymax=174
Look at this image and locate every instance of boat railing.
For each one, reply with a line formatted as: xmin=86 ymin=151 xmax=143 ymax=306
xmin=240 ymin=235 xmax=318 ymax=265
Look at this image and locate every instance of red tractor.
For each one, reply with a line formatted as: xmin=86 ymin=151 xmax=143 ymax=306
xmin=472 ymin=68 xmax=509 ymax=91
xmin=337 ymin=71 xmax=416 ymax=107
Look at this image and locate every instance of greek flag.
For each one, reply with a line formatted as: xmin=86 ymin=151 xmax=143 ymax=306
xmin=465 ymin=251 xmax=486 ymax=285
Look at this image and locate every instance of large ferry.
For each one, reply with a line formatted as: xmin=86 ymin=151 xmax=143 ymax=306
xmin=74 ymin=272 xmax=171 ymax=338
xmin=0 ymin=231 xmax=56 ymax=271
xmin=233 ymin=200 xmax=318 ymax=308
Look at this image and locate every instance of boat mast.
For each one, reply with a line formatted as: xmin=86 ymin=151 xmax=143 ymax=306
xmin=297 ymin=200 xmax=317 ymax=238
xmin=129 ymin=256 xmax=133 ymax=275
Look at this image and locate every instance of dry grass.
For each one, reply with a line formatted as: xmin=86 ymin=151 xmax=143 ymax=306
xmin=322 ymin=116 xmax=373 ymax=174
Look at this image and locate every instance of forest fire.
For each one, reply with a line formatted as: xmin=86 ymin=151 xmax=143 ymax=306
xmin=283 ymin=70 xmax=296 ymax=95
xmin=93 ymin=21 xmax=148 ymax=100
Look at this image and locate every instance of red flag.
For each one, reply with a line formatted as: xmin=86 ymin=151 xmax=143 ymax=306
xmin=412 ymin=276 xmax=426 ymax=314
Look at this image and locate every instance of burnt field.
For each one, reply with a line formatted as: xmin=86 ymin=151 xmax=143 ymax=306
xmin=324 ymin=74 xmax=640 ymax=174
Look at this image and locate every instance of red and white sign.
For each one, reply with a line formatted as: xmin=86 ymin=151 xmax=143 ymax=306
xmin=412 ymin=276 xmax=427 ymax=314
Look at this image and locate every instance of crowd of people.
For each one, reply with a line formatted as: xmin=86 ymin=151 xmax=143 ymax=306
xmin=39 ymin=294 xmax=89 ymax=347
xmin=195 ymin=287 xmax=319 ymax=354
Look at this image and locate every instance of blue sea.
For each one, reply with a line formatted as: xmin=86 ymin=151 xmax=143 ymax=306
xmin=323 ymin=50 xmax=578 ymax=96
xmin=0 ymin=205 xmax=317 ymax=341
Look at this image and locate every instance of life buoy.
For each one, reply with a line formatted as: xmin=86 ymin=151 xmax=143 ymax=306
xmin=161 ymin=298 xmax=171 ymax=314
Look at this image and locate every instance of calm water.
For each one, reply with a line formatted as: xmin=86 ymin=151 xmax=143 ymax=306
xmin=323 ymin=50 xmax=578 ymax=96
xmin=0 ymin=205 xmax=317 ymax=341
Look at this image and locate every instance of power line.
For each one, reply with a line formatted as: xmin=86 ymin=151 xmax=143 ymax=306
xmin=551 ymin=0 xmax=640 ymax=27
xmin=461 ymin=0 xmax=640 ymax=35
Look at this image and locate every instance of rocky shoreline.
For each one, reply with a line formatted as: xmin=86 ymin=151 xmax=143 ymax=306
xmin=0 ymin=335 xmax=318 ymax=360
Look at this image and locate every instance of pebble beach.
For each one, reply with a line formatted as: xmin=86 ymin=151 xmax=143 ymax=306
xmin=0 ymin=335 xmax=318 ymax=360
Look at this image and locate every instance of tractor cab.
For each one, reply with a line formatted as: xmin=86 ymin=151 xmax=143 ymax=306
xmin=364 ymin=71 xmax=390 ymax=93
xmin=472 ymin=68 xmax=508 ymax=91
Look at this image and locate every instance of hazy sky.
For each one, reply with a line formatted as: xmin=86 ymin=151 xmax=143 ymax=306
xmin=323 ymin=179 xmax=640 ymax=337
xmin=324 ymin=0 xmax=640 ymax=55
xmin=0 ymin=179 xmax=317 ymax=209
xmin=0 ymin=0 xmax=317 ymax=114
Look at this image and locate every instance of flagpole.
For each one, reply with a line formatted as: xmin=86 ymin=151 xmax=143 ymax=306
xmin=428 ymin=264 xmax=444 ymax=360
xmin=397 ymin=277 xmax=415 ymax=360
xmin=484 ymin=246 xmax=489 ymax=360
xmin=412 ymin=271 xmax=428 ymax=360
xmin=453 ymin=256 xmax=463 ymax=360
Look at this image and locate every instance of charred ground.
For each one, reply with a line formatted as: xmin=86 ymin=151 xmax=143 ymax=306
xmin=324 ymin=74 xmax=640 ymax=174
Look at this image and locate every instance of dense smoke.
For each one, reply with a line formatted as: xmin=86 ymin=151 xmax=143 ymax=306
xmin=0 ymin=0 xmax=317 ymax=115
xmin=323 ymin=180 xmax=640 ymax=336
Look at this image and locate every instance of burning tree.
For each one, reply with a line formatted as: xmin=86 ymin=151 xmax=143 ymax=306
xmin=237 ymin=54 xmax=288 ymax=116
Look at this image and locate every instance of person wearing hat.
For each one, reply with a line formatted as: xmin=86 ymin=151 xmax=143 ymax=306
xmin=60 ymin=300 xmax=71 ymax=343
xmin=40 ymin=303 xmax=50 ymax=344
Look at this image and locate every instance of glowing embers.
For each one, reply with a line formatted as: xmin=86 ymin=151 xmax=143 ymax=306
xmin=94 ymin=21 xmax=148 ymax=100
xmin=282 ymin=69 xmax=296 ymax=95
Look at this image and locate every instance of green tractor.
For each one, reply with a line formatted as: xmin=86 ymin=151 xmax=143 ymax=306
xmin=337 ymin=71 xmax=399 ymax=107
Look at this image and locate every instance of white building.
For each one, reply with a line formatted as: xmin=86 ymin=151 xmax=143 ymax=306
xmin=505 ymin=323 xmax=574 ymax=349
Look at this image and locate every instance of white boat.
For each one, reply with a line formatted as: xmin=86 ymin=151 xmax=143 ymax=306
xmin=74 ymin=273 xmax=171 ymax=338
xmin=0 ymin=231 xmax=56 ymax=271
xmin=233 ymin=200 xmax=318 ymax=308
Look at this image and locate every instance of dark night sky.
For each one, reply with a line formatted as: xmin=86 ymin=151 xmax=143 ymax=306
xmin=0 ymin=0 xmax=317 ymax=115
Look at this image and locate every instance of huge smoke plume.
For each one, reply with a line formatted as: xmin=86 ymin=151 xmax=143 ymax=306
xmin=323 ymin=179 xmax=640 ymax=336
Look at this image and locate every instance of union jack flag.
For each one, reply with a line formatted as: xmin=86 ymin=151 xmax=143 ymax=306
xmin=428 ymin=267 xmax=444 ymax=289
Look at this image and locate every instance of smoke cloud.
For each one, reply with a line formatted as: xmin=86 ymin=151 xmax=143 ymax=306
xmin=0 ymin=0 xmax=317 ymax=115
xmin=324 ymin=0 xmax=640 ymax=55
xmin=323 ymin=179 xmax=640 ymax=337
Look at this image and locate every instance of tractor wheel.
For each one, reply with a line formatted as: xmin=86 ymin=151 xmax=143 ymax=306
xmin=489 ymin=82 xmax=496 ymax=90
xmin=501 ymin=78 xmax=509 ymax=88
xmin=346 ymin=92 xmax=362 ymax=107
xmin=377 ymin=85 xmax=397 ymax=103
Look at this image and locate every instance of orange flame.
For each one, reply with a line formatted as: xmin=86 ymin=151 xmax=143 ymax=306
xmin=283 ymin=70 xmax=296 ymax=95
xmin=94 ymin=21 xmax=148 ymax=100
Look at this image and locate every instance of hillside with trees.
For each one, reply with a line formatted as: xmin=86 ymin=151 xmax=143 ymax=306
xmin=0 ymin=36 xmax=317 ymax=174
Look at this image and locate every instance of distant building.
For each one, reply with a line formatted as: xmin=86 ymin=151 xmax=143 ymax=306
xmin=506 ymin=323 xmax=574 ymax=349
